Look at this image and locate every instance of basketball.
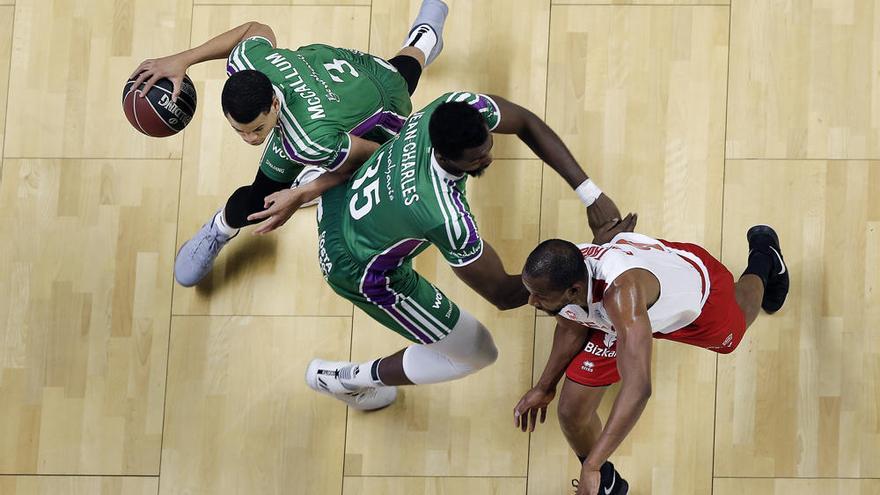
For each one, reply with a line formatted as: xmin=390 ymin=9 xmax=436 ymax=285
xmin=122 ymin=74 xmax=197 ymax=137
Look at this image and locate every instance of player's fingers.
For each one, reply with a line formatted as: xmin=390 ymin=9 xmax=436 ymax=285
xmin=254 ymin=217 xmax=277 ymax=235
xmin=140 ymin=73 xmax=162 ymax=98
xmin=170 ymin=76 xmax=183 ymax=103
xmin=513 ymin=408 xmax=521 ymax=428
xmin=131 ymin=69 xmax=152 ymax=92
xmin=528 ymin=409 xmax=538 ymax=432
xmin=247 ymin=209 xmax=272 ymax=222
xmin=130 ymin=60 xmax=150 ymax=79
xmin=540 ymin=406 xmax=547 ymax=424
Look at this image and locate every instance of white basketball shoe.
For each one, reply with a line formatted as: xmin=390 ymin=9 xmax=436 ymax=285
xmin=305 ymin=359 xmax=398 ymax=411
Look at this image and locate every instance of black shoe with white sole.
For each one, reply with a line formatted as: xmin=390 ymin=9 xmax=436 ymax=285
xmin=571 ymin=461 xmax=629 ymax=494
xmin=746 ymin=225 xmax=789 ymax=314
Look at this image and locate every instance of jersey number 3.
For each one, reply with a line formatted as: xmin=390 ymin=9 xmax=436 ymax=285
xmin=349 ymin=153 xmax=383 ymax=220
xmin=323 ymin=59 xmax=360 ymax=83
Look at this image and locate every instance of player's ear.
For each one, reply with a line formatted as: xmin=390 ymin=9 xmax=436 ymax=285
xmin=271 ymin=95 xmax=280 ymax=112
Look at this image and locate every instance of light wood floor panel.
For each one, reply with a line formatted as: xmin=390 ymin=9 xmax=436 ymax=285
xmin=369 ymin=0 xmax=550 ymax=159
xmin=343 ymin=161 xmax=540 ymax=476
xmin=714 ymin=478 xmax=880 ymax=495
xmin=342 ymin=476 xmax=526 ymax=495
xmin=3 ymin=0 xmax=191 ymax=159
xmin=555 ymin=0 xmax=728 ymax=4
xmin=542 ymin=5 xmax=728 ymax=254
xmin=0 ymin=476 xmax=158 ymax=495
xmin=528 ymin=316 xmax=715 ymax=495
xmin=159 ymin=316 xmax=351 ymax=495
xmin=171 ymin=6 xmax=370 ymax=316
xmin=0 ymin=159 xmax=179 ymax=474
xmin=196 ymin=0 xmax=366 ymax=4
xmin=0 ymin=7 xmax=12 ymax=159
xmin=716 ymin=160 xmax=880 ymax=478
xmin=727 ymin=0 xmax=880 ymax=159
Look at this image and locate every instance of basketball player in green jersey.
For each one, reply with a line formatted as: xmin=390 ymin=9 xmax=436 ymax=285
xmin=249 ymin=92 xmax=634 ymax=410
xmin=129 ymin=1 xmax=449 ymax=287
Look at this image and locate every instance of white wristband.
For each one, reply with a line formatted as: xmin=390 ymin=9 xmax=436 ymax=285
xmin=575 ymin=179 xmax=603 ymax=207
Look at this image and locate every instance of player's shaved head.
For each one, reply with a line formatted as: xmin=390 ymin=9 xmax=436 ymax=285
xmin=222 ymin=70 xmax=274 ymax=124
xmin=429 ymin=102 xmax=490 ymax=160
xmin=523 ymin=239 xmax=587 ymax=292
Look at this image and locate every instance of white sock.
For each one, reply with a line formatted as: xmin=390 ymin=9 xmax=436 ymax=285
xmin=213 ymin=210 xmax=239 ymax=238
xmin=404 ymin=24 xmax=438 ymax=63
xmin=339 ymin=359 xmax=384 ymax=390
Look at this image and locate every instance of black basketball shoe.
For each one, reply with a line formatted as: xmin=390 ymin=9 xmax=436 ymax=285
xmin=571 ymin=461 xmax=629 ymax=494
xmin=747 ymin=225 xmax=789 ymax=314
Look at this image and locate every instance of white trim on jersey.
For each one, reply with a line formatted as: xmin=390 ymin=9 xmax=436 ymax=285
xmin=664 ymin=246 xmax=712 ymax=309
xmin=429 ymin=159 xmax=460 ymax=250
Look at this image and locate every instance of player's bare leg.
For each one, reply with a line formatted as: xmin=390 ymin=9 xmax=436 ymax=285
xmin=557 ymin=379 xmax=606 ymax=458
xmin=558 ymin=379 xmax=630 ymax=494
xmin=735 ymin=275 xmax=764 ymax=328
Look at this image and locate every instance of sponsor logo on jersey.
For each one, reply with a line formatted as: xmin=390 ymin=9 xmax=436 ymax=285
xmin=317 ymin=230 xmax=333 ymax=277
xmin=581 ymin=360 xmax=595 ymax=373
xmin=584 ymin=341 xmax=617 ymax=358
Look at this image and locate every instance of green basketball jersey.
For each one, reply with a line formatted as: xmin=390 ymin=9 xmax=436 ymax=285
xmin=227 ymin=36 xmax=412 ymax=171
xmin=327 ymin=92 xmax=502 ymax=268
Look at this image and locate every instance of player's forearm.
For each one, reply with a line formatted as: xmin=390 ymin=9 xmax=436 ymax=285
xmin=295 ymin=171 xmax=347 ymax=204
xmin=516 ymin=115 xmax=589 ymax=189
xmin=584 ymin=380 xmax=651 ymax=470
xmin=535 ymin=323 xmax=588 ymax=392
xmin=177 ymin=22 xmax=260 ymax=67
xmin=497 ymin=275 xmax=529 ymax=310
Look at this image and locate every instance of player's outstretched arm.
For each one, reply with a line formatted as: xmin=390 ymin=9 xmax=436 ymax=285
xmin=450 ymin=241 xmax=529 ymax=311
xmin=514 ymin=317 xmax=589 ymax=432
xmin=486 ymin=94 xmax=635 ymax=233
xmin=131 ymin=22 xmax=276 ymax=101
xmin=247 ymin=137 xmax=380 ymax=234
xmin=579 ymin=271 xmax=654 ymax=491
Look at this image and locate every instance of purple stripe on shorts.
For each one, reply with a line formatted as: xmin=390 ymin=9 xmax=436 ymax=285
xmin=447 ymin=184 xmax=479 ymax=246
xmin=385 ymin=306 xmax=433 ymax=343
xmin=361 ymin=239 xmax=424 ymax=304
xmin=360 ymin=239 xmax=429 ymax=341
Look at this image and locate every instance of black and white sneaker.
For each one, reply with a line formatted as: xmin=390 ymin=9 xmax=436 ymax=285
xmin=305 ymin=359 xmax=397 ymax=411
xmin=747 ymin=225 xmax=789 ymax=314
xmin=571 ymin=461 xmax=629 ymax=494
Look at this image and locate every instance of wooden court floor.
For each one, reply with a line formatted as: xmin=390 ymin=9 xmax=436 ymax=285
xmin=1 ymin=0 xmax=879 ymax=494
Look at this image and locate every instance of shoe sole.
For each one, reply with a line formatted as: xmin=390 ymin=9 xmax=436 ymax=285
xmin=746 ymin=224 xmax=780 ymax=251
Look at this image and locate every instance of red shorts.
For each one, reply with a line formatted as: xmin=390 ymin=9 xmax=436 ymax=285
xmin=565 ymin=241 xmax=747 ymax=387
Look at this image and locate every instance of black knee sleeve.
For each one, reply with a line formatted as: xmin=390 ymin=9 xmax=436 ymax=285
xmin=389 ymin=55 xmax=423 ymax=95
xmin=223 ymin=169 xmax=292 ymax=228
